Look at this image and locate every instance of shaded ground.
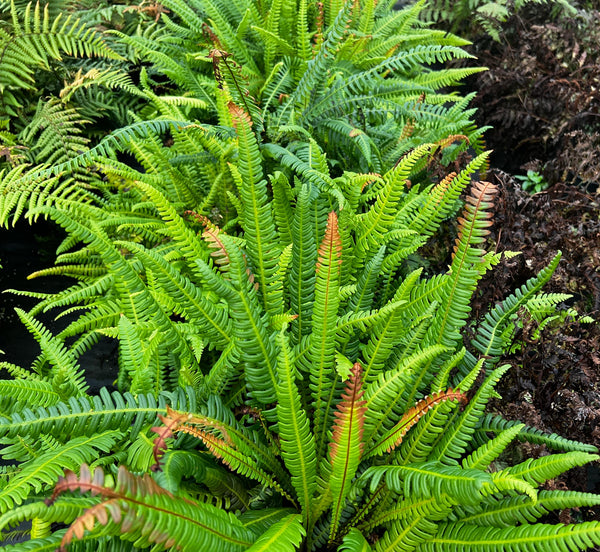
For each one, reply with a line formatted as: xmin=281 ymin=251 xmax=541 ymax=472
xmin=462 ymin=3 xmax=600 ymax=524
xmin=479 ymin=171 xmax=600 ymax=508
xmin=467 ymin=5 xmax=600 ymax=190
xmin=0 ymin=221 xmax=119 ymax=393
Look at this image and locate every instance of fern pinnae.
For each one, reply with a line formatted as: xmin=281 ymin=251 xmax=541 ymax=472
xmin=355 ymin=143 xmax=433 ymax=262
xmin=328 ymin=363 xmax=367 ymax=542
xmin=0 ymin=496 xmax=96 ymax=538
xmin=14 ymin=309 xmax=88 ymax=399
xmin=50 ymin=464 xmax=255 ymax=551
xmin=0 ymin=379 xmax=60 ymax=408
xmin=340 ymin=528 xmax=372 ymax=551
xmin=275 ymin=330 xmax=317 ymax=524
xmin=202 ymin=230 xmax=279 ymax=404
xmin=362 ymin=345 xmax=449 ymax=444
xmin=230 ymin=107 xmax=283 ymax=315
xmin=457 ymin=490 xmax=600 ymax=527
xmin=471 ymin=252 xmax=562 ymax=366
xmin=292 ymin=0 xmax=356 ymax=113
xmin=430 ymin=364 xmax=510 ymax=465
xmin=154 ymin=404 xmax=285 ymax=484
xmin=496 ymin=451 xmax=600 ymax=490
xmin=263 ymin=143 xmax=345 ymax=207
xmin=424 ymin=521 xmax=600 ymax=552
xmin=41 ymin=208 xmax=199 ymax=381
xmin=463 ymin=424 xmax=524 ymax=474
xmin=365 ymin=389 xmax=466 ymax=458
xmin=341 ymin=245 xmax=386 ymax=350
xmin=360 ymin=495 xmax=452 ymax=534
xmin=293 ymin=0 xmax=312 ymax=69
xmin=245 ymin=513 xmax=305 ymax=552
xmin=131 ymin=179 xmax=210 ymax=268
xmin=360 ymin=303 xmax=409 ymax=384
xmin=374 ymin=514 xmax=440 ymax=552
xmin=0 ymin=388 xmax=182 ymax=442
xmin=372 ymin=0 xmax=425 ymax=39
xmin=429 ymin=347 xmax=469 ymax=393
xmin=308 ymin=211 xmax=343 ymax=459
xmin=115 ymin=240 xmax=232 ymax=349
xmin=0 ymin=431 xmax=120 ymax=514
xmin=19 ymin=120 xmax=193 ymax=183
xmin=178 ymin=424 xmax=297 ymax=507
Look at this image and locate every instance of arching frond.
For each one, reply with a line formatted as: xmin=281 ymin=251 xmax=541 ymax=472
xmin=423 ymin=521 xmax=600 ymax=552
xmin=48 ymin=465 xmax=256 ymax=551
xmin=0 ymin=432 xmax=119 ymax=514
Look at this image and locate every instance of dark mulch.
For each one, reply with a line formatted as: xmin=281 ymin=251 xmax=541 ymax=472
xmin=461 ymin=3 xmax=600 ymax=525
xmin=479 ymin=171 xmax=600 ymax=504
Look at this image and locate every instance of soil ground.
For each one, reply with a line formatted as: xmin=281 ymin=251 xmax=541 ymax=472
xmin=463 ymin=4 xmax=600 ymax=526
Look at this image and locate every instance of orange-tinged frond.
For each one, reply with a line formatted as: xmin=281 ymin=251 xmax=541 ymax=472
xmin=202 ymin=224 xmax=231 ymax=271
xmin=46 ymin=464 xmax=112 ymax=506
xmin=328 ymin=363 xmax=367 ymax=541
xmin=451 ymin=181 xmax=498 ymax=261
xmin=183 ymin=426 xmax=297 ymax=506
xmin=329 ymin=363 xmax=367 ymax=463
xmin=49 ymin=464 xmax=253 ymax=551
xmin=151 ymin=406 xmax=233 ymax=468
xmin=434 ymin=134 xmax=470 ymax=150
xmin=316 ymin=211 xmax=343 ymax=273
xmin=365 ymin=389 xmax=467 ymax=457
xmin=229 ymin=102 xmax=253 ymax=130
xmin=310 ymin=211 xmax=344 ymax=460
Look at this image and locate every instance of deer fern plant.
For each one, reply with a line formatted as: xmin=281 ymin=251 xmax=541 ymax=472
xmin=115 ymin=0 xmax=488 ymax=173
xmin=1 ymin=106 xmax=600 ymax=551
xmin=0 ymin=0 xmax=488 ymax=232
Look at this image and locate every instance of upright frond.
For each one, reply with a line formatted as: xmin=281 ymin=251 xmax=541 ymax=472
xmin=275 ymin=331 xmax=317 ymax=524
xmin=308 ymin=211 xmax=343 ymax=459
xmin=230 ymin=106 xmax=282 ymax=314
xmin=328 ymin=363 xmax=367 ymax=541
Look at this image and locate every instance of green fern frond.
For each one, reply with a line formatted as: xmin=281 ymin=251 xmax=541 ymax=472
xmin=457 ymin=490 xmax=600 ymax=527
xmin=423 ymin=521 xmax=600 ymax=552
xmin=0 ymin=431 xmax=119 ymax=514
xmin=400 ymin=153 xmax=490 ymax=240
xmin=355 ymin=143 xmax=433 ymax=261
xmin=174 ymin=423 xmax=296 ymax=505
xmin=47 ymin=464 xmax=256 ymax=551
xmin=328 ymin=363 xmax=367 ymax=541
xmin=291 ymin=0 xmax=356 ymax=112
xmin=199 ymin=228 xmax=279 ymax=404
xmin=20 ymin=98 xmax=90 ymax=166
xmin=0 ymin=387 xmax=193 ymax=441
xmin=470 ymin=253 xmax=562 ymax=368
xmin=462 ymin=423 xmax=525 ymax=471
xmin=14 ymin=309 xmax=88 ymax=399
xmin=0 ymin=379 xmax=60 ymax=408
xmin=0 ymin=0 xmax=121 ymax=116
xmin=476 ymin=413 xmax=598 ymax=454
xmin=230 ymin=105 xmax=282 ymax=314
xmin=275 ymin=331 xmax=317 ymax=524
xmin=430 ymin=364 xmax=510 ymax=465
xmin=363 ymin=345 xmax=449 ymax=444
xmin=245 ymin=514 xmax=305 ymax=552
xmin=340 ymin=528 xmax=372 ymax=551
xmin=496 ymin=451 xmax=600 ymax=489
xmin=115 ymin=240 xmax=232 ymax=350
xmin=288 ymin=183 xmax=319 ymax=342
